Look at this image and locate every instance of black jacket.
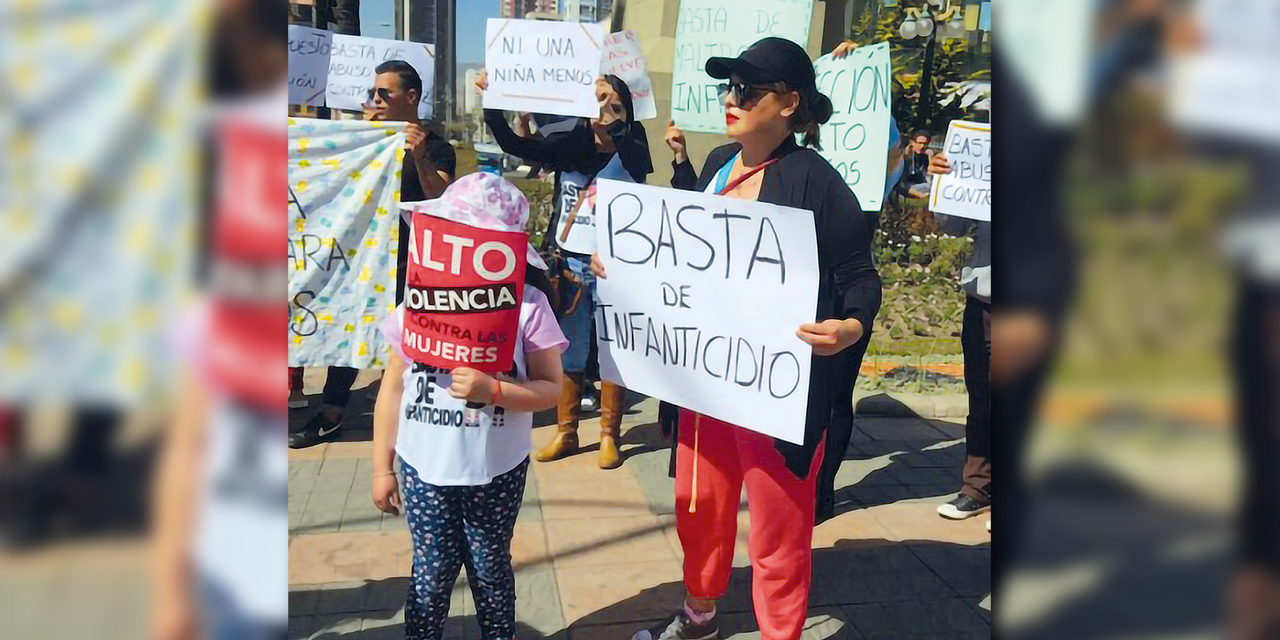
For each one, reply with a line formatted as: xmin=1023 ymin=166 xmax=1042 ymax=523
xmin=672 ymin=137 xmax=882 ymax=478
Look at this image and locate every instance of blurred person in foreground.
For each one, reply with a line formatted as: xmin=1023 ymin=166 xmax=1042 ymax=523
xmin=151 ymin=1 xmax=288 ymax=638
xmin=288 ymin=59 xmax=456 ymax=449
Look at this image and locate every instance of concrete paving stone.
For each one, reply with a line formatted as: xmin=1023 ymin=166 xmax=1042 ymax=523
xmin=339 ymin=512 xmax=385 ymax=533
xmin=512 ymin=522 xmax=552 ymax=569
xmin=363 ymin=579 xmax=409 ymax=613
xmin=812 ymin=512 xmax=896 ymax=549
xmin=317 ymin=581 xmax=369 ymax=614
xmin=910 ymin=545 xmax=991 ymax=598
xmin=809 ymin=546 xmax=958 ymax=607
xmin=288 ymin=531 xmax=413 ymax=584
xmin=298 ymin=510 xmax=342 ymax=534
xmin=361 ymin=626 xmax=406 ymax=640
xmin=554 ymin=559 xmax=684 ymax=626
xmin=516 ymin=565 xmax=566 ymax=633
xmin=290 ymin=443 xmax=330 ymax=461
xmin=856 ymin=418 xmax=951 ymax=443
xmin=867 ymin=503 xmax=989 ymax=543
xmin=569 ymin=620 xmax=664 ymax=640
xmin=325 ymin=441 xmax=374 ymax=459
xmin=543 ymin=515 xmax=674 ymax=569
xmin=307 ymin=490 xmax=351 ymax=511
xmin=304 ymin=613 xmax=364 ymax=638
xmin=289 ymin=588 xmax=321 ymax=617
xmin=380 ymin=512 xmax=409 ymax=531
xmin=847 ymin=599 xmax=987 ymax=639
xmin=288 ymin=615 xmax=316 ymax=639
xmin=899 ymin=467 xmax=960 ymax=488
xmin=320 ymin=457 xmax=360 ymax=477
xmin=538 ymin=476 xmax=651 ymax=521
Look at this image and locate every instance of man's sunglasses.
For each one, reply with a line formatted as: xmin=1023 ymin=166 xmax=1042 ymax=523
xmin=717 ymin=82 xmax=780 ymax=107
xmin=364 ymin=87 xmax=393 ymax=106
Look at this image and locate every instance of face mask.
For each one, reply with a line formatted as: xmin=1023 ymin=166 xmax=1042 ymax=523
xmin=606 ymin=119 xmax=629 ymax=139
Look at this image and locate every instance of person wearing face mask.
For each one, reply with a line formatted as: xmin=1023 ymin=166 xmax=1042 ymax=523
xmin=609 ymin=38 xmax=880 ymax=640
xmin=477 ymin=73 xmax=653 ymax=470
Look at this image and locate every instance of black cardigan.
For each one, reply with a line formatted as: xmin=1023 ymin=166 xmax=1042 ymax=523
xmin=672 ymin=137 xmax=882 ymax=478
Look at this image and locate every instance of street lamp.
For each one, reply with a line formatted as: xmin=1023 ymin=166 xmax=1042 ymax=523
xmin=897 ymin=1 xmax=963 ymax=131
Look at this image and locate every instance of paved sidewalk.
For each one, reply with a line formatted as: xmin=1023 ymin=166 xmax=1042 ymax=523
xmin=288 ymin=377 xmax=991 ymax=640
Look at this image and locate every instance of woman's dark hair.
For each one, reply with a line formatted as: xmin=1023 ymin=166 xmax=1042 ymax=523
xmin=599 ymin=74 xmax=654 ymax=181
xmin=375 ymin=60 xmax=423 ymax=97
xmin=783 ymin=83 xmax=834 ymax=151
xmin=524 ymin=263 xmax=554 ymax=301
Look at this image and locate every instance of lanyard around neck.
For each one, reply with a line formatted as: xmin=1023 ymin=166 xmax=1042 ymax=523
xmin=715 ymin=153 xmax=777 ymax=196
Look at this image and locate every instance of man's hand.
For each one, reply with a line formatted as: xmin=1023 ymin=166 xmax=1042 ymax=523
xmin=832 ymin=40 xmax=858 ymax=59
xmin=475 ymin=69 xmax=489 ymax=92
xmin=405 ymin=122 xmax=431 ymax=163
xmin=797 ymin=318 xmax=864 ymax=356
xmin=371 ymin=473 xmax=402 ymax=516
xmin=448 ymin=367 xmax=497 ymax=403
xmin=928 ymin=152 xmax=952 ymax=176
xmin=590 ymin=253 xmax=607 ymax=279
xmin=991 ymin=311 xmax=1051 ymax=386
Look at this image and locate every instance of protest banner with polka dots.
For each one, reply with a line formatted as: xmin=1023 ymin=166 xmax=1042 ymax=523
xmin=288 ymin=118 xmax=407 ymax=368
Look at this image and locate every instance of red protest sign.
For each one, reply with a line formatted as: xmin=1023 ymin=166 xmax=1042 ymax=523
xmin=403 ymin=213 xmax=528 ymax=374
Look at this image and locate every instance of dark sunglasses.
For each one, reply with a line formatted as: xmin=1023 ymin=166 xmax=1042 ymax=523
xmin=717 ymin=82 xmax=780 ymax=107
xmin=364 ymin=87 xmax=393 ymax=106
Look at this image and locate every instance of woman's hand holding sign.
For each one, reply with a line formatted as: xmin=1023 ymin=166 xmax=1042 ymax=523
xmin=797 ymin=318 xmax=864 ymax=356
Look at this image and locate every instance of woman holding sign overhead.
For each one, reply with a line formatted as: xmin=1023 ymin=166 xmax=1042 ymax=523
xmin=612 ymin=38 xmax=881 ymax=640
xmin=477 ymin=73 xmax=653 ymax=470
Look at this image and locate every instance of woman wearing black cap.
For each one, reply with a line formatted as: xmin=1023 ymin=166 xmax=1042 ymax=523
xmin=622 ymin=37 xmax=881 ymax=640
xmin=477 ymin=74 xmax=653 ymax=470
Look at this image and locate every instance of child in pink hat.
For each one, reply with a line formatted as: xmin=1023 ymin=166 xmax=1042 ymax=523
xmin=371 ymin=172 xmax=567 ymax=640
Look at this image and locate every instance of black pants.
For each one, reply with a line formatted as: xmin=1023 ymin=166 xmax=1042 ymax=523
xmin=288 ymin=367 xmax=359 ymax=409
xmin=815 ymin=334 xmax=873 ymax=525
xmin=961 ymin=297 xmax=992 ymax=501
xmin=1232 ymin=277 xmax=1280 ymax=573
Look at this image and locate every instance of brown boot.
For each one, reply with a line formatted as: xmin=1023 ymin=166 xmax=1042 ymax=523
xmin=598 ymin=382 xmax=626 ymax=469
xmin=536 ymin=373 xmax=582 ymax=462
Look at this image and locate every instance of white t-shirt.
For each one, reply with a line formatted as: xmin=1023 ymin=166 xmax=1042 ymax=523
xmin=380 ymin=285 xmax=568 ymax=485
xmin=194 ymin=396 xmax=289 ymax=623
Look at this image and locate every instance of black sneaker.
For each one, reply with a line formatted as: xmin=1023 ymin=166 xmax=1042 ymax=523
xmin=937 ymin=494 xmax=991 ymax=520
xmin=289 ymin=412 xmax=342 ymax=449
xmin=631 ymin=608 xmax=719 ymax=640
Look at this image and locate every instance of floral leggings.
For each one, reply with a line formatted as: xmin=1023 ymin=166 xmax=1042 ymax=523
xmin=400 ymin=457 xmax=529 ymax=640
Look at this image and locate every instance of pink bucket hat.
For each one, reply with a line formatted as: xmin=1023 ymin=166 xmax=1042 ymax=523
xmin=399 ymin=172 xmax=548 ymax=271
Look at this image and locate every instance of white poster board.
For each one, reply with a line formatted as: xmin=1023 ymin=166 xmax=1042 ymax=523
xmin=483 ymin=19 xmax=606 ymax=119
xmin=998 ymin=0 xmax=1094 ymax=125
xmin=325 ymin=34 xmax=436 ymax=121
xmin=601 ymin=30 xmax=658 ymax=121
xmin=1167 ymin=0 xmax=1280 ymax=142
xmin=929 ymin=121 xmax=991 ymax=222
xmin=593 ymin=180 xmax=819 ymax=445
xmin=288 ymin=25 xmax=332 ymax=106
xmin=670 ymin=0 xmax=815 ymax=134
xmin=811 ymin=43 xmax=893 ymax=212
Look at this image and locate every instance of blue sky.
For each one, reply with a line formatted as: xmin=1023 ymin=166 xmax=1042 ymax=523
xmin=361 ymin=1 xmax=500 ymax=65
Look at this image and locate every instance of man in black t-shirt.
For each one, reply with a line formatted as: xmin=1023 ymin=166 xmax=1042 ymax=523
xmin=290 ymin=60 xmax=456 ymax=449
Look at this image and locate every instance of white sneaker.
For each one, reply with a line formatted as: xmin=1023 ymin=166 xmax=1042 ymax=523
xmin=937 ymin=494 xmax=991 ymax=520
xmin=986 ymin=519 xmax=991 ymax=533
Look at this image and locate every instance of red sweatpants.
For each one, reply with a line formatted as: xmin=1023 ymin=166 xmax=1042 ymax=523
xmin=674 ymin=409 xmax=823 ymax=640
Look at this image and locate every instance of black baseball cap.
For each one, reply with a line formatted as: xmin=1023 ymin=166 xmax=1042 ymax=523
xmin=706 ymin=37 xmax=832 ymax=123
xmin=706 ymin=37 xmax=816 ymax=88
